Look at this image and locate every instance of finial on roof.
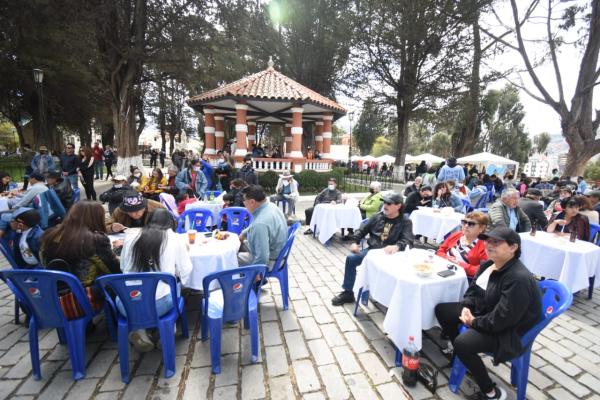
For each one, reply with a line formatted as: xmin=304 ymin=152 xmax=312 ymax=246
xmin=267 ymin=56 xmax=274 ymax=69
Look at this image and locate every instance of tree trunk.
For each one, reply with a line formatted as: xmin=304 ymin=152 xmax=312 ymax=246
xmin=393 ymin=98 xmax=412 ymax=183
xmin=101 ymin=122 xmax=115 ymax=146
xmin=563 ymin=122 xmax=600 ymax=176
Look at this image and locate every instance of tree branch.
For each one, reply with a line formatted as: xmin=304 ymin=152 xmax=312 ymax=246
xmin=546 ymin=0 xmax=566 ymax=109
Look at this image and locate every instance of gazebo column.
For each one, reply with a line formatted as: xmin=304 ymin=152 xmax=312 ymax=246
xmin=322 ymin=113 xmax=333 ymax=158
xmin=234 ymin=103 xmax=248 ymax=157
xmin=247 ymin=121 xmax=257 ymax=150
xmin=290 ymin=106 xmax=304 ymax=159
xmin=203 ymin=108 xmax=216 ymax=154
xmin=284 ymin=123 xmax=292 ymax=157
xmin=314 ymin=121 xmax=323 ymax=154
xmin=214 ymin=114 xmax=225 ymax=151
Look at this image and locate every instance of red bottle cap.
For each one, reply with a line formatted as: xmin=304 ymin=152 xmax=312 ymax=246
xmin=409 ymin=336 xmax=414 ymax=341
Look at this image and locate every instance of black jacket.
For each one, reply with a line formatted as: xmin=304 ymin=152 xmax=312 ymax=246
xmin=403 ymin=183 xmax=419 ymax=197
xmin=99 ymin=185 xmax=130 ymax=214
xmin=352 ymin=212 xmax=414 ymax=250
xmin=313 ymin=188 xmax=343 ymax=205
xmin=461 ymin=258 xmax=542 ymax=364
xmin=236 ymin=165 xmax=258 ymax=185
xmin=518 ymin=198 xmax=548 ymax=230
xmin=59 ymin=153 xmax=80 ymax=175
xmin=404 ymin=191 xmax=431 ymax=214
xmin=49 ymin=179 xmax=73 ymax=210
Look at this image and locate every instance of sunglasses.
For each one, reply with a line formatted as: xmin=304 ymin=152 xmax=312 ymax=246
xmin=460 ymin=219 xmax=478 ymax=227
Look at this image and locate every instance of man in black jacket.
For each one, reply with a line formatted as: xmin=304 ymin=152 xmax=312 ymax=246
xmin=59 ymin=143 xmax=80 ymax=190
xmin=518 ymin=188 xmax=548 ymax=230
xmin=331 ymin=193 xmax=414 ymax=306
xmin=403 ymin=185 xmax=433 ymax=214
xmin=304 ymin=178 xmax=343 ymax=235
xmin=99 ymin=175 xmax=130 ymax=214
xmin=46 ymin=171 xmax=74 ymax=211
xmin=236 ymin=154 xmax=258 ymax=185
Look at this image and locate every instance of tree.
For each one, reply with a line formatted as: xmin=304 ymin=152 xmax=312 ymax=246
xmin=584 ymin=159 xmax=600 ymax=181
xmin=353 ymin=99 xmax=385 ymax=155
xmin=371 ymin=136 xmax=393 ymax=157
xmin=533 ymin=132 xmax=551 ymax=154
xmin=430 ymin=132 xmax=452 ymax=158
xmin=351 ymin=0 xmax=476 ymax=181
xmin=476 ymin=85 xmax=532 ymax=164
xmin=483 ymin=0 xmax=600 ymax=174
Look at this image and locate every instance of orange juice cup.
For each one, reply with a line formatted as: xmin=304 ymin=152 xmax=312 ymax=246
xmin=187 ymin=229 xmax=197 ymax=244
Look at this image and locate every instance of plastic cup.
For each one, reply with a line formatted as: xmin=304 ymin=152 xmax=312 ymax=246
xmin=188 ymin=230 xmax=197 ymax=244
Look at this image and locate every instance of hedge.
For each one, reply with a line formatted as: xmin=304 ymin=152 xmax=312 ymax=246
xmin=257 ymin=167 xmax=348 ymax=194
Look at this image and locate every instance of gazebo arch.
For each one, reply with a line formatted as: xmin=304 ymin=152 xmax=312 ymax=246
xmin=186 ymin=58 xmax=346 ymax=172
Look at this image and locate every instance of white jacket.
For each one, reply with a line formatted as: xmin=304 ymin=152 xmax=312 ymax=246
xmin=275 ymin=178 xmax=299 ymax=199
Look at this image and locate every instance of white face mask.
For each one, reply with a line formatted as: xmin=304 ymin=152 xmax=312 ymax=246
xmin=328 ymin=184 xmax=335 ymax=191
xmin=193 ymin=166 xmax=201 ymax=172
xmin=114 ymin=184 xmax=123 ymax=189
xmin=282 ymin=180 xmax=290 ymax=186
xmin=134 ymin=173 xmax=141 ymax=178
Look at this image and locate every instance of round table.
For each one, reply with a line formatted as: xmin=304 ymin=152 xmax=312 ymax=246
xmin=519 ymin=231 xmax=600 ymax=293
xmin=186 ymin=232 xmax=240 ymax=290
xmin=185 ymin=201 xmax=224 ymax=227
xmin=310 ymin=203 xmax=363 ymax=244
xmin=353 ymin=248 xmax=468 ymax=351
xmin=0 ymin=197 xmax=9 ymax=213
xmin=410 ymin=207 xmax=464 ymax=243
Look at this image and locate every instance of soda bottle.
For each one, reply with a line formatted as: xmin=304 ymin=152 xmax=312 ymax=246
xmin=401 ymin=336 xmax=419 ymax=387
xmin=569 ymin=227 xmax=577 ymax=243
xmin=209 ymin=191 xmax=214 ymax=201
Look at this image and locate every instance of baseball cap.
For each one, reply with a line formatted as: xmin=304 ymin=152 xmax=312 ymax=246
xmin=478 ymin=227 xmax=521 ymax=246
xmin=382 ymin=192 xmax=403 ymax=204
xmin=120 ymin=191 xmax=147 ymax=213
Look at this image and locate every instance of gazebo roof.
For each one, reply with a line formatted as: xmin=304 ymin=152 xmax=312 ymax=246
xmin=187 ymin=62 xmax=346 ymax=123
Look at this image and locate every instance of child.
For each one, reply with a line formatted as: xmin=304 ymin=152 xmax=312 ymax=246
xmin=176 ymin=192 xmax=197 ymax=215
xmin=7 ymin=208 xmax=43 ymax=268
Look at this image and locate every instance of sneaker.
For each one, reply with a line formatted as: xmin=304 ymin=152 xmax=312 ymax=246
xmin=331 ymin=290 xmax=355 ymax=306
xmin=128 ymin=330 xmax=154 ymax=353
xmin=468 ymin=386 xmax=507 ymax=400
xmin=304 ymin=228 xmax=314 ymax=235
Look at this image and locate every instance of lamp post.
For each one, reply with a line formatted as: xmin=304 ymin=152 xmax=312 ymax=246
xmin=348 ymin=111 xmax=354 ymax=168
xmin=32 ymin=68 xmax=46 ymax=148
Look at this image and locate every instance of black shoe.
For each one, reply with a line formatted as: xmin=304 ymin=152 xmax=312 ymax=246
xmin=304 ymin=228 xmax=314 ymax=235
xmin=331 ymin=291 xmax=355 ymax=306
xmin=467 ymin=386 xmax=507 ymax=400
xmin=341 ymin=235 xmax=353 ymax=241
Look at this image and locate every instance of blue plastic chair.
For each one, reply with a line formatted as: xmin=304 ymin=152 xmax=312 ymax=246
xmin=200 ymin=265 xmax=267 ymax=374
xmin=176 ymin=208 xmax=213 ymax=233
xmin=218 ymin=207 xmax=252 ymax=235
xmin=96 ymin=273 xmax=189 ymax=383
xmin=72 ymin=187 xmax=81 ymax=203
xmin=0 ymin=269 xmax=96 ymax=380
xmin=590 ymin=223 xmax=600 ymax=246
xmin=448 ymin=280 xmax=573 ymax=400
xmin=264 ymin=222 xmax=301 ymax=310
xmin=203 ymin=190 xmax=222 ymax=200
xmin=473 ymin=193 xmax=488 ymax=211
xmin=461 ymin=198 xmax=473 ymax=213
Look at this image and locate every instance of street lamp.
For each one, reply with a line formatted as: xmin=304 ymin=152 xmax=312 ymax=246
xmin=348 ymin=111 xmax=354 ymax=168
xmin=32 ymin=68 xmax=46 ymax=148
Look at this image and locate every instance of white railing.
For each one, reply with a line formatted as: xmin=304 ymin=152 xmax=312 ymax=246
xmin=304 ymin=160 xmax=332 ymax=172
xmin=252 ymin=158 xmax=293 ymax=172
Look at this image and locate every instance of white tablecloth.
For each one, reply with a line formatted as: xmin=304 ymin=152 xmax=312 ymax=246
xmin=410 ymin=208 xmax=464 ymax=242
xmin=185 ymin=201 xmax=224 ymax=227
xmin=353 ymin=248 xmax=469 ymax=351
xmin=310 ymin=204 xmax=363 ymax=244
xmin=187 ymin=233 xmax=240 ymax=290
xmin=0 ymin=197 xmax=8 ymax=213
xmin=519 ymin=231 xmax=600 ymax=293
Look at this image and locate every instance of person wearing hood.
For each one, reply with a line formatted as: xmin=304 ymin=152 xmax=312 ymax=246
xmin=304 ymin=178 xmax=343 ymax=235
xmin=99 ymin=175 xmax=130 ymax=214
xmin=437 ymin=157 xmax=465 ymax=183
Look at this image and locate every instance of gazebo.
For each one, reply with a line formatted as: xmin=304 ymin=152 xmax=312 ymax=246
xmin=186 ymin=58 xmax=346 ymax=172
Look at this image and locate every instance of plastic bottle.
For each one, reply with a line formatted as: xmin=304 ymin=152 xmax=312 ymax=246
xmin=401 ymin=336 xmax=419 ymax=387
xmin=569 ymin=227 xmax=577 ymax=243
xmin=209 ymin=191 xmax=214 ymax=201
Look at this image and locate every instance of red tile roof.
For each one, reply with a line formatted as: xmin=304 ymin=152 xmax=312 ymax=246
xmin=187 ymin=66 xmax=346 ymax=114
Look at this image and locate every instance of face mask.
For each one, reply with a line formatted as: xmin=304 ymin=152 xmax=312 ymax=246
xmin=282 ymin=180 xmax=290 ymax=186
xmin=134 ymin=173 xmax=141 ymax=178
xmin=328 ymin=184 xmax=335 ymax=191
xmin=193 ymin=166 xmax=201 ymax=172
xmin=114 ymin=184 xmax=123 ymax=189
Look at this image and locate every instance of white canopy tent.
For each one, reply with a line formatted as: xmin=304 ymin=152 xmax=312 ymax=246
xmin=407 ymin=153 xmax=445 ymax=164
xmin=377 ymin=154 xmax=396 ymax=164
xmin=457 ymin=152 xmax=519 ymax=176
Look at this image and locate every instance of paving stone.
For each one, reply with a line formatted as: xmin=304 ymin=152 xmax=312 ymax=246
xmin=392 ymin=368 xmax=432 ymax=400
xmin=262 ymin=321 xmax=283 ymax=346
xmin=308 ymin=338 xmax=335 ymax=366
xmin=260 ymin=303 xmax=279 ymax=322
xmin=344 ymin=372 xmax=378 ymax=399
xmin=157 ymin=355 xmax=186 ymax=388
xmin=269 ymin=375 xmax=296 ymax=400
xmin=85 ymin=349 xmax=117 ymax=378
xmin=356 ymin=319 xmax=385 ymax=341
xmin=377 ymin=382 xmax=409 ymax=400
xmin=182 ymin=367 xmax=211 ymax=399
xmin=536 ymin=349 xmax=581 ymax=376
xmin=293 ymin=300 xmax=313 ymax=318
xmin=4 ymin=350 xmax=47 ymax=379
xmin=37 ymin=371 xmax=73 ymax=400
xmin=284 ymin=331 xmax=310 ymax=360
xmin=191 ymin=339 xmax=212 ymax=368
xmin=215 ymin=353 xmax=239 ymax=388
xmin=334 ymin=312 xmax=356 ymax=332
xmin=0 ymin=342 xmax=32 ymax=366
xmin=318 ymin=364 xmax=349 ymax=400
xmin=312 ymin=305 xmax=333 ymax=324
xmin=16 ymin=361 xmax=64 ymax=395
xmin=64 ymin=378 xmax=99 ymax=400
xmin=265 ymin=345 xmax=288 ymax=377
xmin=332 ymin=346 xmax=362 ymax=375
xmin=548 ymin=387 xmax=580 ymax=400
xmin=241 ymin=332 xmax=263 ymax=365
xmin=320 ymin=323 xmax=344 ymax=348
xmin=528 ymin=367 xmax=554 ymax=390
xmin=299 ymin=317 xmax=322 ymax=340
xmin=135 ymin=350 xmax=163 ymax=376
xmin=344 ymin=331 xmax=370 ymax=354
xmin=580 ymin=373 xmax=600 ymax=391
xmin=222 ymin=327 xmax=240 ymax=354
xmin=0 ymin=378 xmax=21 ymax=399
xmin=279 ymin=311 xmax=300 ymax=331
xmin=540 ymin=365 xmax=590 ymax=398
xmin=302 ymin=392 xmax=326 ymax=400
xmin=99 ymin=364 xmax=127 ymax=392
xmin=240 ymin=363 xmax=265 ymax=400
xmin=292 ymin=359 xmax=321 ymax=393
xmin=358 ymin=352 xmax=392 ymax=384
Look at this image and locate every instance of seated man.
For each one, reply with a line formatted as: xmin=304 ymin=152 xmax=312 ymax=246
xmin=107 ymin=191 xmax=165 ymax=233
xmin=331 ymin=193 xmax=414 ymax=306
xmin=99 ymin=175 xmax=129 ymax=215
xmin=304 ymin=177 xmax=343 ymax=235
xmin=269 ymin=171 xmax=299 ymax=216
xmin=0 ymin=172 xmax=49 ymax=237
xmin=518 ymin=188 xmax=548 ymax=230
xmin=5 ymin=208 xmax=44 ymax=268
xmin=46 ymin=171 xmax=73 ymax=211
xmin=226 ymin=178 xmax=246 ymax=207
xmin=236 ymin=185 xmax=288 ymax=270
xmin=403 ymin=185 xmax=432 ymax=215
xmin=403 ymin=176 xmax=422 ymax=197
xmin=489 ymin=188 xmax=531 ymax=233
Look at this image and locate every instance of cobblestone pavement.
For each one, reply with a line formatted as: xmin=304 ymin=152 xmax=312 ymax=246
xmin=1 ymin=231 xmax=600 ymax=400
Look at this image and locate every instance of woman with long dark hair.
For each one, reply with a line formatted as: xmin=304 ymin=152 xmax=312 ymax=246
xmin=0 ymin=171 xmax=11 ymax=193
xmin=118 ymin=208 xmax=192 ymax=351
xmin=432 ymin=182 xmax=463 ymax=212
xmin=78 ymin=147 xmax=96 ymax=200
xmin=141 ymin=168 xmax=166 ymax=200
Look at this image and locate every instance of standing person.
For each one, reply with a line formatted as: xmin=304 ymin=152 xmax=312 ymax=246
xmin=175 ymin=159 xmax=208 ymax=198
xmin=20 ymin=144 xmax=36 ymax=190
xmin=434 ymin=227 xmax=541 ymax=400
xmin=416 ymin=161 xmax=427 ymax=176
xmin=149 ymin=148 xmax=158 ymax=169
xmin=159 ymin=149 xmax=166 ymax=168
xmin=31 ymin=145 xmax=56 ymax=176
xmin=59 ymin=143 xmax=80 ymax=190
xmin=200 ymin=155 xmax=214 ymax=190
xmin=92 ymin=141 xmax=105 ymax=180
xmin=422 ymin=167 xmax=438 ymax=188
xmin=437 ymin=157 xmax=465 ymax=183
xmin=303 ymin=178 xmax=343 ymax=235
xmin=104 ymin=145 xmax=115 ymax=180
xmin=78 ymin=147 xmax=96 ymax=200
xmin=331 ymin=193 xmax=414 ymax=306
xmin=236 ymin=154 xmax=258 ymax=185
xmin=214 ymin=150 xmax=233 ymax=191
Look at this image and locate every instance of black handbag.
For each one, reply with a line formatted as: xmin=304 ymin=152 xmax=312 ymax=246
xmin=417 ymin=361 xmax=438 ymax=394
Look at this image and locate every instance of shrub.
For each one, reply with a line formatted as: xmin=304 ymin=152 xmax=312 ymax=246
xmin=258 ymin=170 xmax=279 ymax=193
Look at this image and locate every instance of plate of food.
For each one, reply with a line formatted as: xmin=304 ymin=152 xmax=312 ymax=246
xmin=212 ymin=229 xmax=228 ymax=240
xmin=414 ymin=263 xmax=434 ymax=277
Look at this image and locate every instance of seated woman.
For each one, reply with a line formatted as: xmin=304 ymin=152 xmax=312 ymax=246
xmin=0 ymin=171 xmax=13 ymax=193
xmin=118 ymin=209 xmax=192 ymax=352
xmin=575 ymin=195 xmax=599 ymax=225
xmin=432 ymin=182 xmax=463 ymax=212
xmin=435 ymin=227 xmax=542 ymax=400
xmin=41 ymin=201 xmax=121 ymax=318
xmin=127 ymin=166 xmax=146 ymax=191
xmin=141 ymin=168 xmax=167 ymax=200
xmin=546 ymin=198 xmax=591 ymax=241
xmin=436 ymin=211 xmax=489 ymax=278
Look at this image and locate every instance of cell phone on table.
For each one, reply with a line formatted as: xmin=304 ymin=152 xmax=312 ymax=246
xmin=437 ymin=270 xmax=456 ymax=278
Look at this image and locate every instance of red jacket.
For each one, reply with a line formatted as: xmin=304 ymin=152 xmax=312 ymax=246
xmin=436 ymin=231 xmax=488 ymax=277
